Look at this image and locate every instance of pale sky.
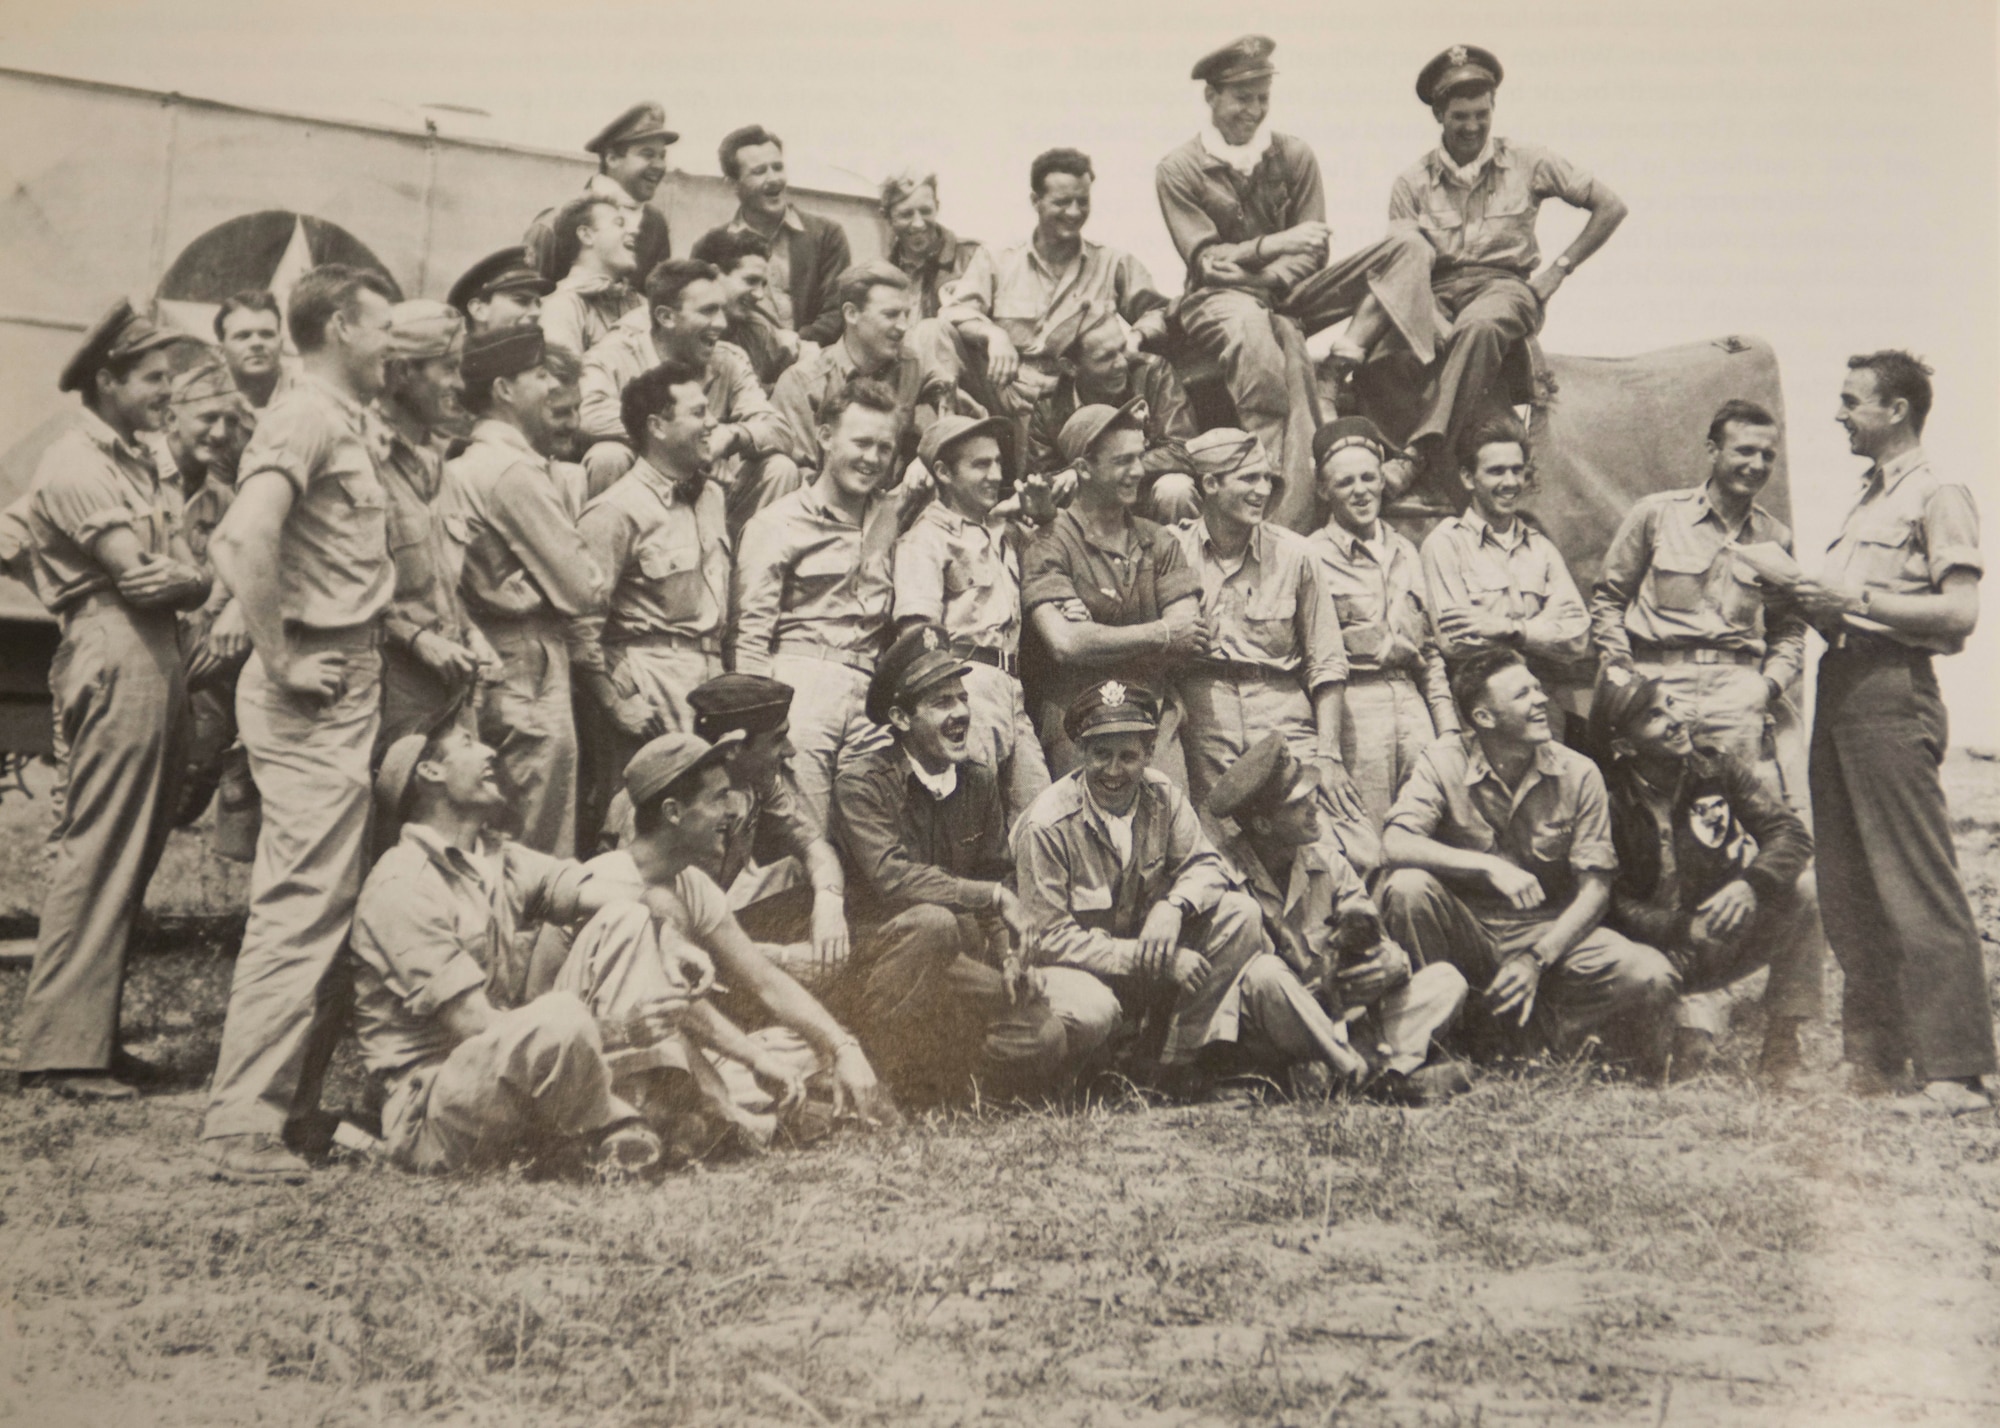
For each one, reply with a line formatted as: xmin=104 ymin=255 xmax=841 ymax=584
xmin=4 ymin=0 xmax=1997 ymax=740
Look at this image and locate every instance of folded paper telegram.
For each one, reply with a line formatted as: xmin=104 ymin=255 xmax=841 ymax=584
xmin=1730 ymin=541 xmax=1807 ymax=589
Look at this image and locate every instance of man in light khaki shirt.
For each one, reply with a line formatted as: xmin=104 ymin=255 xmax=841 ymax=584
xmin=538 ymin=195 xmax=644 ymax=359
xmin=1590 ymin=399 xmax=1806 ymax=793
xmin=573 ymin=359 xmax=732 ymax=843
xmin=893 ymin=415 xmax=1050 ymax=823
xmin=576 ymin=258 xmax=797 ymax=522
xmin=1308 ymin=417 xmax=1459 ymax=845
xmin=937 ymin=147 xmax=1169 ymax=418
xmin=1172 ymin=430 xmax=1357 ymax=822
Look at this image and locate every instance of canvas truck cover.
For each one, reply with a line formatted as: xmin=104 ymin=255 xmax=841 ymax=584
xmin=0 ymin=66 xmax=886 ymax=623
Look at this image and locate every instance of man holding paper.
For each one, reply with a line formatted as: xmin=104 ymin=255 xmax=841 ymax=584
xmin=1589 ymin=400 xmax=1805 ymax=790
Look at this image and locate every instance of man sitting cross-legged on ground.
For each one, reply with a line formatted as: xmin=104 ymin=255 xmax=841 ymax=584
xmin=536 ymin=731 xmax=901 ymax=1148
xmin=1013 ymin=680 xmax=1368 ymax=1095
xmin=1206 ymin=732 xmax=1470 ymax=1104
xmin=1377 ymin=648 xmax=1678 ymax=1070
xmin=829 ymin=623 xmax=1074 ymax=1105
xmin=351 ymin=727 xmax=669 ymax=1178
xmin=1588 ymin=670 xmax=1821 ymax=1085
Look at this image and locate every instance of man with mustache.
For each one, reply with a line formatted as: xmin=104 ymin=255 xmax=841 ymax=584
xmin=1590 ymin=400 xmax=1806 ymax=795
xmin=714 ymin=124 xmax=852 ymax=346
xmin=828 ymin=623 xmax=1072 ymax=1103
xmin=1021 ymin=402 xmax=1206 ymax=774
xmin=1589 ymin=672 xmax=1819 ymax=1085
xmin=732 ymin=377 xmax=907 ymax=829
xmin=1377 ymin=648 xmax=1678 ymax=1068
xmin=524 ymin=103 xmax=677 ymax=290
xmin=442 ymin=324 xmax=607 ymax=857
xmin=1170 ymin=429 xmax=1358 ymax=828
xmin=375 ymin=300 xmax=498 ymax=751
xmin=16 ymin=301 xmax=204 ymax=1103
xmin=1308 ymin=416 xmax=1459 ymax=843
xmin=938 ymin=147 xmax=1169 ymax=419
xmin=353 ymin=725 xmax=669 ymax=1178
xmin=770 ymin=262 xmax=967 ymax=481
xmin=572 ymin=359 xmax=733 ymax=843
xmin=893 ymin=414 xmax=1050 ymax=825
xmin=201 ymin=265 xmax=398 ymax=1180
xmin=538 ymin=195 xmax=644 ymax=360
xmin=1014 ymin=681 xmax=1369 ymax=1094
xmin=1418 ymin=412 xmax=1590 ymax=731
xmin=577 ymin=258 xmax=797 ymax=519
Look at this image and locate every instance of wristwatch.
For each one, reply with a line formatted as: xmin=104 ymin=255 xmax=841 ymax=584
xmin=1552 ymin=255 xmax=1574 ymax=273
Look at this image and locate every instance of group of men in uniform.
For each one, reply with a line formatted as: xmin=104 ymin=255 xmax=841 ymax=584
xmin=7 ymin=34 xmax=1991 ymax=1186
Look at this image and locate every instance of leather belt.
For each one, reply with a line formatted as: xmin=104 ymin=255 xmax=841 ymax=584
xmin=1344 ymin=665 xmax=1420 ymax=684
xmin=1632 ymin=643 xmax=1759 ymax=668
xmin=1184 ymin=659 xmax=1292 ymax=684
xmin=1825 ymin=627 xmax=1930 ymax=662
xmin=959 ymin=643 xmax=1018 ymax=677
xmin=286 ymin=620 xmax=381 ymax=653
xmin=615 ymin=630 xmax=722 ymax=657
xmin=774 ymin=640 xmax=878 ymax=674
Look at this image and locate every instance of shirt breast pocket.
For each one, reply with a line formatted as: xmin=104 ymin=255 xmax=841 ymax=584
xmin=1464 ymin=570 xmax=1515 ymax=614
xmin=791 ymin=543 xmax=851 ymax=601
xmin=1648 ymin=548 xmax=1713 ymax=613
xmin=1333 ymin=594 xmax=1387 ymax=658
xmin=1071 ymin=883 xmax=1114 ymax=913
xmin=1851 ymin=516 xmax=1920 ymax=586
xmin=637 ymin=537 xmax=705 ymax=621
xmin=1527 ymin=817 xmax=1572 ymax=866
xmin=1242 ymin=594 xmax=1297 ymax=657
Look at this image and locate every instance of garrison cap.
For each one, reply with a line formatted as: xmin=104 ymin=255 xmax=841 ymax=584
xmin=1312 ymin=415 xmax=1392 ymax=468
xmin=386 ymin=299 xmax=465 ymax=361
xmin=1206 ymin=731 xmax=1319 ymax=822
xmin=1586 ymin=665 xmax=1662 ymax=763
xmin=447 ymin=248 xmax=554 ymax=316
xmin=585 ymin=102 xmax=678 ymax=156
xmin=916 ymin=412 xmax=1014 ymax=471
xmin=1191 ymin=34 xmax=1278 ymax=87
xmin=169 ymin=351 xmax=242 ymax=406
xmin=1416 ymin=44 xmax=1503 ymax=106
xmin=1055 ymin=398 xmax=1145 ymax=466
xmin=60 ymin=299 xmax=189 ymax=394
xmin=1063 ymin=679 xmax=1160 ymax=743
xmin=460 ymin=324 xmax=546 ymax=387
xmin=867 ymin=622 xmax=973 ymax=728
xmin=373 ymin=733 xmax=431 ymax=831
xmin=687 ymin=672 xmax=794 ymax=740
xmin=623 ymin=728 xmax=743 ymax=809
xmin=1186 ymin=428 xmax=1272 ymax=480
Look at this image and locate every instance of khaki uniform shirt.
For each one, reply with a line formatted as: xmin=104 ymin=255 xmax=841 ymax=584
xmin=1820 ymin=446 xmax=1982 ymax=655
xmin=1590 ymin=485 xmax=1806 ymax=686
xmin=378 ymin=421 xmax=475 ymax=653
xmin=27 ymin=411 xmax=184 ymax=614
xmin=940 ymin=238 xmax=1169 ymax=381
xmin=573 ymin=458 xmax=730 ymax=675
xmin=892 ymin=500 xmax=1024 ymax=655
xmin=442 ymin=419 xmax=606 ymax=622
xmin=349 ymin=822 xmax=588 ymax=1075
xmin=1014 ymin=769 xmax=1229 ymax=978
xmin=890 ymin=226 xmax=982 ymax=321
xmin=1174 ymin=520 xmax=1346 ymax=690
xmin=1386 ymin=736 xmax=1619 ymax=933
xmin=578 ymin=317 xmax=786 ymax=456
xmin=730 ymin=482 xmax=899 ymax=673
xmin=1419 ymin=508 xmax=1590 ymax=668
xmin=232 ymin=372 xmax=393 ymax=630
xmin=1154 ymin=131 xmax=1328 ymax=299
xmin=1310 ymin=521 xmax=1455 ymax=716
xmin=538 ymin=273 xmax=644 ymax=358
xmin=1388 ymin=138 xmax=1599 ymax=277
xmin=769 ymin=335 xmax=965 ymax=473
xmin=1217 ymin=825 xmax=1374 ymax=977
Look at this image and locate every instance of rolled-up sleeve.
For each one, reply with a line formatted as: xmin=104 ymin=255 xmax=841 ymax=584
xmin=1565 ymin=765 xmax=1618 ymax=876
xmin=34 ymin=458 xmax=134 ymax=550
xmin=1923 ymin=484 xmax=1983 ymax=581
xmin=1384 ymin=746 xmax=1450 ymax=840
xmin=352 ymin=870 xmax=488 ymax=1017
xmin=938 ymin=245 xmax=998 ymax=328
xmin=892 ymin=521 xmax=947 ymax=625
xmin=236 ymin=398 xmax=332 ymax=497
xmin=1527 ymin=145 xmax=1599 ymax=209
xmin=1020 ymin=529 xmax=1081 ymax=612
xmin=729 ymin=505 xmax=792 ymax=674
xmin=1296 ymin=551 xmax=1348 ymax=691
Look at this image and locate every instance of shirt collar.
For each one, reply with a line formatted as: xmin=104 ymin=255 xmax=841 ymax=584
xmin=1062 ymin=505 xmax=1139 ymax=558
xmin=1025 ymin=237 xmax=1096 ymax=283
xmin=397 ymin=820 xmax=503 ymax=882
xmin=1431 ymin=136 xmax=1505 ymax=186
xmin=625 ymin=455 xmax=693 ymax=508
xmin=470 ymin=417 xmax=546 ymax=466
xmin=1461 ymin=734 xmax=1564 ymax=789
xmin=297 ymin=370 xmax=373 ymax=429
xmin=796 ymin=479 xmax=878 ymax=528
xmin=895 ymin=225 xmax=961 ymax=270
xmin=1457 ymin=504 xmax=1523 ymax=547
xmin=1199 ymin=123 xmax=1274 ymax=177
xmin=558 ymin=270 xmax=629 ymax=298
xmin=1869 ymin=446 xmax=1928 ymax=495
xmin=735 ymin=204 xmax=806 ymax=237
xmin=905 ymin=752 xmax=959 ymax=801
xmin=76 ymin=408 xmax=159 ymax=470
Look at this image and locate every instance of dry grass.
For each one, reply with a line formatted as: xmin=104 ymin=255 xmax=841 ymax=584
xmin=2 ymin=756 xmax=1998 ymax=1426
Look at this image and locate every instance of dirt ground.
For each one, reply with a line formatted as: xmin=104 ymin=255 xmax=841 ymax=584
xmin=1 ymin=756 xmax=1997 ymax=1427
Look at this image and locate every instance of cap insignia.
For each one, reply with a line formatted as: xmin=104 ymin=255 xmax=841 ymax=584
xmin=1448 ymin=45 xmax=1468 ymax=66
xmin=1101 ymin=680 xmax=1127 ymax=707
xmin=922 ymin=627 xmax=941 ymax=651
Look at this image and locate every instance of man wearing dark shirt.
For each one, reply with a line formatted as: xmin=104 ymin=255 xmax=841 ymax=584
xmin=712 ymin=124 xmax=853 ymax=346
xmin=830 ymin=624 xmax=1070 ymax=1103
xmin=1589 ymin=671 xmax=1819 ymax=1084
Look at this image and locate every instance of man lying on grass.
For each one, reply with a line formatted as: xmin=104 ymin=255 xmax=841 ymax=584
xmin=335 ymin=724 xmax=672 ymax=1183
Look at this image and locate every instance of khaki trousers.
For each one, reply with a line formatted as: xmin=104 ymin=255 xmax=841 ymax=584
xmin=381 ymin=993 xmax=623 ymax=1173
xmin=16 ymin=598 xmax=188 ymax=1072
xmin=767 ymin=653 xmax=890 ymax=831
xmin=962 ymin=661 xmax=1050 ymax=826
xmin=203 ymin=633 xmax=379 ymax=1140
xmin=1339 ymin=672 xmax=1438 ymax=833
xmin=479 ymin=613 xmax=577 ymax=856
